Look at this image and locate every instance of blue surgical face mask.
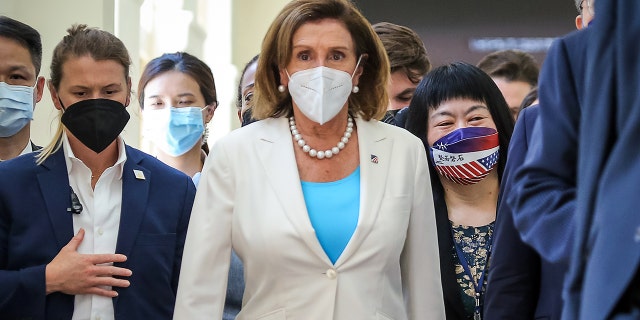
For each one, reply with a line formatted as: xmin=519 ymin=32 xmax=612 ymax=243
xmin=143 ymin=106 xmax=207 ymax=157
xmin=0 ymin=81 xmax=36 ymax=137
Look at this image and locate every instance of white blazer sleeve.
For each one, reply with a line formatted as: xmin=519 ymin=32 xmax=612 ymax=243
xmin=174 ymin=139 xmax=234 ymax=319
xmin=401 ymin=139 xmax=446 ymax=319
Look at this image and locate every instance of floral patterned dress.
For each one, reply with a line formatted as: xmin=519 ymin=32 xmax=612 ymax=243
xmin=450 ymin=221 xmax=495 ymax=318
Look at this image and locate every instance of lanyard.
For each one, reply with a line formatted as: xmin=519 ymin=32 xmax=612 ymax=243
xmin=452 ymin=228 xmax=493 ymax=320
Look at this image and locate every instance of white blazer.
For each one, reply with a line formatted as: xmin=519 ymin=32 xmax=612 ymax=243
xmin=174 ymin=117 xmax=445 ymax=320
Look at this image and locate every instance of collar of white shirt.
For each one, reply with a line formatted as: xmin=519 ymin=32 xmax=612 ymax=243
xmin=20 ymin=141 xmax=33 ymax=156
xmin=62 ymin=132 xmax=127 ymax=180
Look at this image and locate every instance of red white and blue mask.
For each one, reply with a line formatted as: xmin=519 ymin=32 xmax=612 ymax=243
xmin=429 ymin=127 xmax=499 ymax=185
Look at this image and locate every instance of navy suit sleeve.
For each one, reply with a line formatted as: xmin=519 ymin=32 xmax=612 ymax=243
xmin=484 ymin=106 xmax=541 ymax=319
xmin=508 ymin=35 xmax=581 ymax=266
xmin=0 ymin=259 xmax=48 ymax=316
xmin=564 ymin=2 xmax=640 ymax=317
xmin=0 ymin=164 xmax=47 ymax=316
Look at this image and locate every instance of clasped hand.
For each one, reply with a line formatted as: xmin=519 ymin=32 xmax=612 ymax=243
xmin=45 ymin=228 xmax=132 ymax=297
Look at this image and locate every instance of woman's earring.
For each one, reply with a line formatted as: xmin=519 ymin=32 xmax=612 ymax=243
xmin=278 ymin=85 xmax=286 ymax=93
xmin=352 ymin=85 xmax=359 ymax=93
xmin=202 ymin=126 xmax=209 ymax=145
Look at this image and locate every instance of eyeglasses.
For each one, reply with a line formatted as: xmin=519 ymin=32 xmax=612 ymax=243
xmin=580 ymin=0 xmax=595 ymax=15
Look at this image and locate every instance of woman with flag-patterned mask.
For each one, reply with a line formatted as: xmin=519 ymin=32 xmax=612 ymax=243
xmin=405 ymin=62 xmax=514 ymax=320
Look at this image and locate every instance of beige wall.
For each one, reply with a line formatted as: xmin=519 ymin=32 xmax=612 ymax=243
xmin=232 ymin=0 xmax=289 ymax=68
xmin=0 ymin=0 xmax=141 ymax=147
xmin=1 ymin=0 xmax=289 ymax=150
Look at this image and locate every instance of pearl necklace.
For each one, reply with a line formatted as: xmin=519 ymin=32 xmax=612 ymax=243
xmin=289 ymin=116 xmax=353 ymax=159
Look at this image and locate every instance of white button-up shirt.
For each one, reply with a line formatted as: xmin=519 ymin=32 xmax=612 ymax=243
xmin=20 ymin=141 xmax=33 ymax=156
xmin=62 ymin=133 xmax=127 ymax=320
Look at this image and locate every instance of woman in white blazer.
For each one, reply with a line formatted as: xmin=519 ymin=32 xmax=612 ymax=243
xmin=173 ymin=0 xmax=445 ymax=319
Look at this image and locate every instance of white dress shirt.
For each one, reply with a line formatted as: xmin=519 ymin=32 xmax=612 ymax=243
xmin=20 ymin=141 xmax=32 ymax=156
xmin=62 ymin=133 xmax=127 ymax=320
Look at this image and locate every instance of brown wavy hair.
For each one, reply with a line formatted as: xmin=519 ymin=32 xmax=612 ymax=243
xmin=373 ymin=22 xmax=431 ymax=84
xmin=252 ymin=0 xmax=389 ymax=121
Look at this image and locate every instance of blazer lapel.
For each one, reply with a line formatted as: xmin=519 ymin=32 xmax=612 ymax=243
xmin=334 ymin=118 xmax=392 ymax=267
xmin=38 ymin=149 xmax=75 ymax=248
xmin=255 ymin=118 xmax=331 ymax=265
xmin=115 ymin=146 xmax=150 ymax=258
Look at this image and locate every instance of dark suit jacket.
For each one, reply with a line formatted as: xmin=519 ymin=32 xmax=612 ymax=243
xmin=484 ymin=105 xmax=565 ymax=320
xmin=394 ymin=106 xmax=409 ymax=128
xmin=507 ymin=29 xmax=588 ymax=267
xmin=485 ymin=106 xmax=541 ymax=319
xmin=506 ymin=29 xmax=590 ymax=320
xmin=564 ymin=1 xmax=640 ymax=318
xmin=0 ymin=145 xmax=196 ymax=320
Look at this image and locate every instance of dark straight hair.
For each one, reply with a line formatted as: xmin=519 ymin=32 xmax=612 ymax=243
xmin=0 ymin=15 xmax=42 ymax=74
xmin=137 ymin=51 xmax=217 ymax=154
xmin=138 ymin=52 xmax=217 ymax=109
xmin=404 ymin=61 xmax=514 ymax=184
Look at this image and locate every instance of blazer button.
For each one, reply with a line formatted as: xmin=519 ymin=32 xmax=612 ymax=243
xmin=326 ymin=269 xmax=337 ymax=279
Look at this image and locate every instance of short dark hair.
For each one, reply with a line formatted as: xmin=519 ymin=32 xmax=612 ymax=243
xmin=405 ymin=62 xmax=514 ymax=185
xmin=138 ymin=52 xmax=217 ymax=109
xmin=477 ymin=49 xmax=539 ymax=87
xmin=373 ymin=22 xmax=430 ymax=83
xmin=0 ymin=16 xmax=43 ymax=74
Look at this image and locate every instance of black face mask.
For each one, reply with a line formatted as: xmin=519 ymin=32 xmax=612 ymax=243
xmin=60 ymin=98 xmax=130 ymax=153
xmin=241 ymin=108 xmax=257 ymax=127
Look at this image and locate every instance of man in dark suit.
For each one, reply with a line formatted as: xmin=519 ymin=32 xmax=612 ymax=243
xmin=0 ymin=16 xmax=46 ymax=160
xmin=485 ymin=104 xmax=574 ymax=320
xmin=563 ymin=0 xmax=640 ymax=318
xmin=0 ymin=24 xmax=196 ymax=319
xmin=485 ymin=1 xmax=594 ymax=318
xmin=484 ymin=105 xmax=543 ymax=318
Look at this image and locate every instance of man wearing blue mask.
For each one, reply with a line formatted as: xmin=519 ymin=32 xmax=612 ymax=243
xmin=0 ymin=16 xmax=45 ymax=161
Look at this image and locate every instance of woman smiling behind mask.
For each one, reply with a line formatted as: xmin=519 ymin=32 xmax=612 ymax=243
xmin=138 ymin=52 xmax=216 ymax=185
xmin=405 ymin=62 xmax=513 ymax=320
xmin=174 ymin=0 xmax=445 ymax=319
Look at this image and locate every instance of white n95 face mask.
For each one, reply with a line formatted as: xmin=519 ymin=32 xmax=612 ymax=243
xmin=0 ymin=81 xmax=36 ymax=137
xmin=287 ymin=56 xmax=362 ymax=125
